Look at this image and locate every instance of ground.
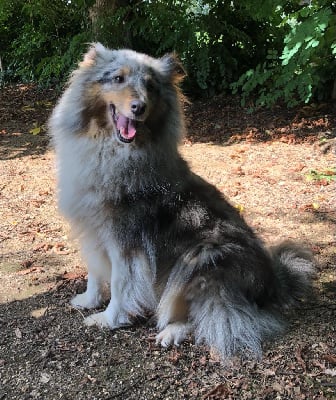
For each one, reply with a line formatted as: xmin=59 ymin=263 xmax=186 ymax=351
xmin=0 ymin=85 xmax=335 ymax=400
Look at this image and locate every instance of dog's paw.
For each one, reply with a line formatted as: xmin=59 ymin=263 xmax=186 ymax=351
xmin=84 ymin=310 xmax=130 ymax=329
xmin=71 ymin=292 xmax=102 ymax=310
xmin=84 ymin=312 xmax=112 ymax=328
xmin=156 ymin=322 xmax=191 ymax=347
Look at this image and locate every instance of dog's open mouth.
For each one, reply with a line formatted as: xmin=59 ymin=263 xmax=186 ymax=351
xmin=110 ymin=104 xmax=137 ymax=143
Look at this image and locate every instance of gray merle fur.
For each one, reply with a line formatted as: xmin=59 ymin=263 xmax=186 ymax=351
xmin=49 ymin=43 xmax=314 ymax=361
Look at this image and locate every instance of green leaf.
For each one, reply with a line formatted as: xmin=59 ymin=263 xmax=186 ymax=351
xmin=29 ymin=127 xmax=41 ymax=135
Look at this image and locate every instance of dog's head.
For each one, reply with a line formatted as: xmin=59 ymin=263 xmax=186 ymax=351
xmin=75 ymin=43 xmax=186 ymax=143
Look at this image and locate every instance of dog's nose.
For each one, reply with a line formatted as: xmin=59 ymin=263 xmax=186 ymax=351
xmin=131 ymin=100 xmax=146 ymax=116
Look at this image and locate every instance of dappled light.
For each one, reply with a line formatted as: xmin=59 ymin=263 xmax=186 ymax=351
xmin=185 ymin=95 xmax=335 ymax=145
xmin=1 ymin=83 xmax=335 ymax=399
xmin=1 ymin=0 xmax=335 ymax=397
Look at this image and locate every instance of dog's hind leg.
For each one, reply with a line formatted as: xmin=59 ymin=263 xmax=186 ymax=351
xmin=156 ymin=290 xmax=191 ymax=346
xmin=71 ymin=233 xmax=111 ymax=310
xmin=156 ymin=322 xmax=191 ymax=347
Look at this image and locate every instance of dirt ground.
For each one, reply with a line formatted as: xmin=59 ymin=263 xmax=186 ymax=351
xmin=0 ymin=85 xmax=335 ymax=399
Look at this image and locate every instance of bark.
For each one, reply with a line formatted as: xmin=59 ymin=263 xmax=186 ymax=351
xmin=332 ymin=77 xmax=336 ymax=100
xmin=90 ymin=0 xmax=133 ymax=44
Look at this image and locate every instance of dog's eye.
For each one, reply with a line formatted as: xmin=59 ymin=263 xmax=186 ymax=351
xmin=113 ymin=75 xmax=124 ymax=84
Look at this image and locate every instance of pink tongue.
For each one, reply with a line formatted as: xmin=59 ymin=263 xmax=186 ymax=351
xmin=116 ymin=114 xmax=136 ymax=140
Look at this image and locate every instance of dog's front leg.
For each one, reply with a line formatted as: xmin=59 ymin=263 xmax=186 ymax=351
xmin=71 ymin=271 xmax=106 ymax=309
xmin=71 ymin=234 xmax=111 ymax=309
xmin=84 ymin=243 xmax=130 ymax=329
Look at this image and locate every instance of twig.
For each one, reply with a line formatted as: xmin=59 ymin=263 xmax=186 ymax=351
xmin=70 ymin=305 xmax=87 ymax=321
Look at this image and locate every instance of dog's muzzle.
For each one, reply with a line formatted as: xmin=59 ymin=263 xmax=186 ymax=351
xmin=110 ymin=104 xmax=137 ymax=143
xmin=110 ymin=101 xmax=147 ymax=143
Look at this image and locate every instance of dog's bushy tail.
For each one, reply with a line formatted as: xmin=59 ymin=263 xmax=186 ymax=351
xmin=189 ymin=284 xmax=284 ymax=360
xmin=186 ymin=241 xmax=314 ymax=360
xmin=269 ymin=241 xmax=315 ymax=308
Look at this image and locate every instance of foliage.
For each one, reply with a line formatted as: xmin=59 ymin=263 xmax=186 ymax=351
xmin=0 ymin=0 xmax=273 ymax=94
xmin=306 ymin=168 xmax=336 ymax=183
xmin=232 ymin=1 xmax=336 ymax=107
xmin=0 ymin=0 xmax=93 ymax=85
xmin=0 ymin=0 xmax=335 ymax=105
xmin=90 ymin=0 xmax=272 ymax=95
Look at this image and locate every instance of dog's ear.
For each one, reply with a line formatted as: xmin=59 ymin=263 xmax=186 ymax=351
xmin=160 ymin=53 xmax=186 ymax=83
xmin=80 ymin=43 xmax=107 ymax=68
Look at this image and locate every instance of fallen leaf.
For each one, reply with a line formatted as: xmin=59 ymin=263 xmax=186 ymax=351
xmin=291 ymin=163 xmax=306 ymax=172
xmin=33 ymin=243 xmax=53 ymax=252
xmin=234 ymin=166 xmax=245 ymax=176
xmin=199 ymin=355 xmax=208 ymax=366
xmin=85 ymin=374 xmax=97 ymax=384
xmin=16 ymin=266 xmax=40 ymax=275
xmin=20 ymin=260 xmax=34 ymax=269
xmin=22 ymin=105 xmax=35 ymax=111
xmin=261 ymin=368 xmax=276 ymax=376
xmin=272 ymin=382 xmax=283 ymax=392
xmin=61 ymin=271 xmax=86 ymax=280
xmin=312 ymin=202 xmax=320 ymax=210
xmin=29 ymin=127 xmax=41 ymax=135
xmin=322 ymin=354 xmax=336 ymax=365
xmin=295 ymin=347 xmax=306 ymax=371
xmin=321 ymin=169 xmax=336 ymax=176
xmin=168 ymin=349 xmax=181 ymax=364
xmin=209 ymin=348 xmax=221 ymax=364
xmin=202 ymin=383 xmax=231 ymax=399
xmin=299 ymin=203 xmax=319 ymax=212
xmin=14 ymin=328 xmax=22 ymax=339
xmin=35 ymin=100 xmax=53 ymax=107
xmin=53 ymin=242 xmax=70 ymax=255
xmin=31 ymin=307 xmax=48 ymax=318
xmin=40 ymin=372 xmax=51 ymax=383
xmin=235 ymin=204 xmax=244 ymax=214
xmin=324 ymin=368 xmax=336 ymax=377
xmin=312 ymin=359 xmax=326 ymax=370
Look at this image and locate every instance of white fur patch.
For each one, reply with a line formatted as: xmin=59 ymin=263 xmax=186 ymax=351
xmin=84 ymin=308 xmax=130 ymax=329
xmin=71 ymin=292 xmax=102 ymax=310
xmin=156 ymin=322 xmax=191 ymax=347
xmin=70 ymin=232 xmax=112 ymax=309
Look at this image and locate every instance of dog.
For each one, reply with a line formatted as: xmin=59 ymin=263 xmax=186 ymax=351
xmin=49 ymin=43 xmax=314 ymax=360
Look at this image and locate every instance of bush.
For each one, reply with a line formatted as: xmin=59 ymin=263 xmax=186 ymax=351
xmin=0 ymin=0 xmax=93 ymax=86
xmin=0 ymin=0 xmax=273 ymax=94
xmin=1 ymin=0 xmax=335 ymax=105
xmin=92 ymin=0 xmax=273 ymax=96
xmin=232 ymin=1 xmax=336 ymax=107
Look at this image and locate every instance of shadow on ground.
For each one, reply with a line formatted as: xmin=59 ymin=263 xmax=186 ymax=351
xmin=0 ymin=132 xmax=49 ymax=160
xmin=0 ymin=270 xmax=335 ymax=400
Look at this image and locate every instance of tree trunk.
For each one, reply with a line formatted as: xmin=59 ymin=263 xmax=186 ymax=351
xmin=332 ymin=77 xmax=336 ymax=100
xmin=90 ymin=0 xmax=133 ymax=45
